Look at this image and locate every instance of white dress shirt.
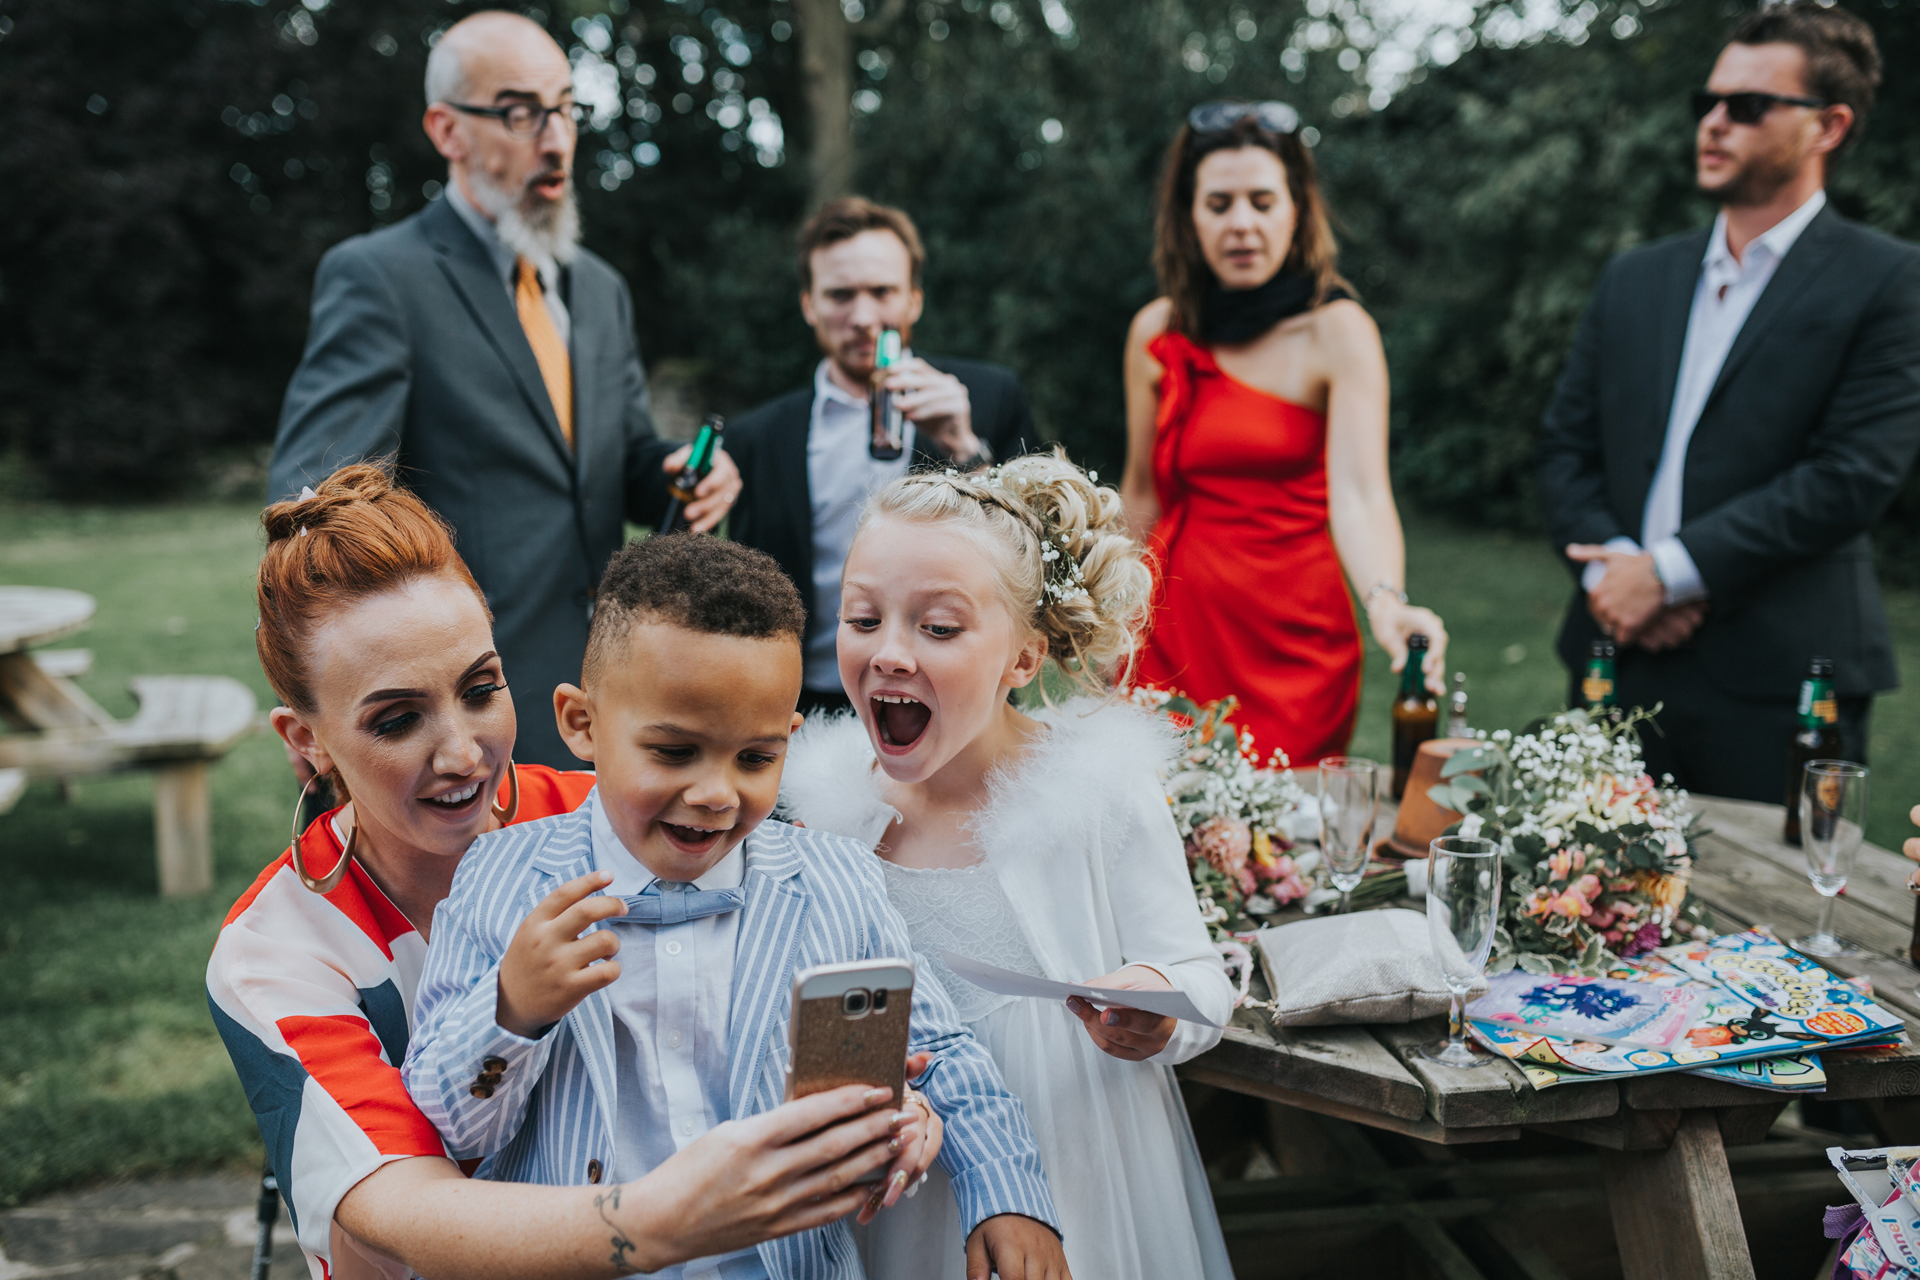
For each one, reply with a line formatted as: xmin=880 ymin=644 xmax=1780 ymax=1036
xmin=444 ymin=179 xmax=571 ymax=346
xmin=1584 ymin=188 xmax=1826 ymax=603
xmin=590 ymin=796 xmax=765 ymax=1280
xmin=805 ymin=357 xmax=915 ymax=692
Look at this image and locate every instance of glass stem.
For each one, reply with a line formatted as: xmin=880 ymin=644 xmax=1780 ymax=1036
xmin=1817 ymin=891 xmax=1837 ymax=942
xmin=1339 ymin=888 xmax=1353 ymax=915
xmin=1448 ymin=992 xmax=1465 ymax=1050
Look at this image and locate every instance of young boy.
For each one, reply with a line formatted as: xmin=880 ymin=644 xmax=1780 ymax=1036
xmin=403 ymin=535 xmax=1065 ymax=1280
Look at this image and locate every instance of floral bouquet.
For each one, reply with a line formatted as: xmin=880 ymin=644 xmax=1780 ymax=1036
xmin=1130 ymin=688 xmax=1312 ymax=941
xmin=1424 ymin=708 xmax=1712 ymax=976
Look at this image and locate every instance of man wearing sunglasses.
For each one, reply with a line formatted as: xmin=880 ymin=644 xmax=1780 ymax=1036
xmin=269 ymin=10 xmax=740 ymax=770
xmin=1538 ymin=1 xmax=1920 ymax=801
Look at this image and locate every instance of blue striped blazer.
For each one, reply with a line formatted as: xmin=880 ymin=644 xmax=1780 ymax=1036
xmin=402 ymin=796 xmax=1058 ymax=1280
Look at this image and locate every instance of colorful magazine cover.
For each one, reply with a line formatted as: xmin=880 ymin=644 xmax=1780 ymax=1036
xmin=1511 ymin=1050 xmax=1828 ymax=1093
xmin=1473 ymin=970 xmax=1708 ymax=1048
xmin=1469 ymin=931 xmax=1906 ymax=1085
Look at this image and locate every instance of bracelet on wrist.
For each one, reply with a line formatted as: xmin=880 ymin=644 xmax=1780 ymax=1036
xmin=1363 ymin=582 xmax=1408 ymax=611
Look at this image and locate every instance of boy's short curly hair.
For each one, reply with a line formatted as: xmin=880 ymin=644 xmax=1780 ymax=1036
xmin=583 ymin=534 xmax=806 ymax=686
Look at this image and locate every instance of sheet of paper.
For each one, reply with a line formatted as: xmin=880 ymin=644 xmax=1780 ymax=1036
xmin=939 ymin=951 xmax=1225 ymax=1027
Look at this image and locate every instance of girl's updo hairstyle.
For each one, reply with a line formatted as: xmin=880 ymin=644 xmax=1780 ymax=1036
xmin=256 ymin=461 xmax=490 ymax=716
xmin=857 ymin=449 xmax=1153 ymax=698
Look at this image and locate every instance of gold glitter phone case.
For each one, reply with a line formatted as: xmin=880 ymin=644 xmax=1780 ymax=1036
xmin=785 ymin=959 xmax=915 ymax=1137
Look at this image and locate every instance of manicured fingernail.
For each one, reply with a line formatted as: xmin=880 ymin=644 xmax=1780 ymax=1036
xmin=889 ymin=1109 xmax=912 ymax=1131
xmin=864 ymin=1088 xmax=889 ymax=1105
xmin=1102 ymin=1009 xmax=1118 ymax=1025
xmin=888 ymin=1136 xmax=903 ymax=1154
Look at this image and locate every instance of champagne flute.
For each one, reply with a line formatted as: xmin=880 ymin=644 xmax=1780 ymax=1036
xmin=1419 ymin=835 xmax=1502 ymax=1069
xmin=1319 ymin=757 xmax=1378 ymax=915
xmin=1794 ymin=759 xmax=1867 ymax=958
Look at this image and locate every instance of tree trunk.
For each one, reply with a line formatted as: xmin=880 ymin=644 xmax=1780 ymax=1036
xmin=794 ymin=0 xmax=853 ymax=208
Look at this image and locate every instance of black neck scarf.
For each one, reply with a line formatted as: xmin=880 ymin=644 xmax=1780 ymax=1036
xmin=1198 ymin=271 xmax=1349 ymax=345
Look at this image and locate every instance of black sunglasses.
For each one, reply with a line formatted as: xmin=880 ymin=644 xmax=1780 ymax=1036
xmin=1187 ymin=100 xmax=1301 ymax=137
xmin=447 ymin=100 xmax=584 ymax=136
xmin=1690 ymin=90 xmax=1828 ymax=126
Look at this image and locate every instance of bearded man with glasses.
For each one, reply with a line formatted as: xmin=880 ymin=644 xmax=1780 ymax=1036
xmin=1537 ymin=1 xmax=1920 ymax=801
xmin=270 ymin=10 xmax=741 ymax=771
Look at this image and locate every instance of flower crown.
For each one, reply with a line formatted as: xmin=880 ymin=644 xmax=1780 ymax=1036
xmin=942 ymin=467 xmax=1094 ymax=611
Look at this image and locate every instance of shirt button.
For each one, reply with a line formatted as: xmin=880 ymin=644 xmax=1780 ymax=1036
xmin=664 ymin=940 xmax=683 ymax=956
xmin=680 ymin=1119 xmax=695 ymax=1136
xmin=669 ymin=1031 xmax=683 ymax=1048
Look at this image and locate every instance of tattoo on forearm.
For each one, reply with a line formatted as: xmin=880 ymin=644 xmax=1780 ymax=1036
xmin=593 ymin=1187 xmax=636 ymax=1272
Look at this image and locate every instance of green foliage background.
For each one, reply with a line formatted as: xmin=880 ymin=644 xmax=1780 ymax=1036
xmin=0 ymin=0 xmax=1917 ymax=555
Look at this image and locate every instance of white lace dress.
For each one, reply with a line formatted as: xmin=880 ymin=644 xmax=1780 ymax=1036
xmin=781 ymin=702 xmax=1235 ymax=1280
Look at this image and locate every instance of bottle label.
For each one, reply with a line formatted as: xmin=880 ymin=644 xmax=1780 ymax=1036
xmin=1798 ymin=679 xmax=1838 ymax=726
xmin=1582 ymin=675 xmax=1613 ymax=704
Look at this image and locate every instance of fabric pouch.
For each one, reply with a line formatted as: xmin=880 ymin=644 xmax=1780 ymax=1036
xmin=1254 ymin=908 xmax=1488 ymax=1026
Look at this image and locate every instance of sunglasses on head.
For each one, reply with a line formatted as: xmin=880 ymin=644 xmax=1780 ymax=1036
xmin=1187 ymin=100 xmax=1301 ymax=137
xmin=1690 ymin=89 xmax=1828 ymax=126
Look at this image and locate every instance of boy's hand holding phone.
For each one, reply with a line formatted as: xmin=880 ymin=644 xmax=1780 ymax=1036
xmin=966 ymin=1213 xmax=1072 ymax=1280
xmin=496 ymin=870 xmax=627 ymax=1039
xmin=1065 ymin=965 xmax=1177 ymax=1062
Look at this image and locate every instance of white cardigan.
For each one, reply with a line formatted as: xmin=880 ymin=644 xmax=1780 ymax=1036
xmin=779 ymin=698 xmax=1232 ymax=1065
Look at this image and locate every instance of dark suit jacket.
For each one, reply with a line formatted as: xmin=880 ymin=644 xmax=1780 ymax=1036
xmin=727 ymin=357 xmax=1039 ymax=636
xmin=267 ymin=196 xmax=676 ymax=768
xmin=1537 ymin=205 xmax=1920 ymax=701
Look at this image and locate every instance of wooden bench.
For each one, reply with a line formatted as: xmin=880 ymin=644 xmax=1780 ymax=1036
xmin=0 ymin=673 xmax=257 ymax=896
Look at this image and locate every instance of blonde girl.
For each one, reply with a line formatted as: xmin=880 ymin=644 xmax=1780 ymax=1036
xmin=780 ymin=451 xmax=1235 ymax=1280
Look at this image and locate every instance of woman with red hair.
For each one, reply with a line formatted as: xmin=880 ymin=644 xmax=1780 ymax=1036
xmin=208 ymin=463 xmax=921 ymax=1280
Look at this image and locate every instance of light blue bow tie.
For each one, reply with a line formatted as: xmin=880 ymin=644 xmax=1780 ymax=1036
xmin=616 ymin=883 xmax=746 ymax=925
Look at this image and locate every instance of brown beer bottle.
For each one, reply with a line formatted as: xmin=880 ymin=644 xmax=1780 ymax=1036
xmin=1391 ymin=633 xmax=1438 ymax=801
xmin=1783 ymin=656 xmax=1841 ymax=846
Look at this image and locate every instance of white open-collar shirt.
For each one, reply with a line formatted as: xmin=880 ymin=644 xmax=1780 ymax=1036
xmin=1585 ymin=188 xmax=1827 ymax=604
xmin=589 ymin=792 xmax=765 ymax=1280
xmin=805 ymin=357 xmax=916 ymax=691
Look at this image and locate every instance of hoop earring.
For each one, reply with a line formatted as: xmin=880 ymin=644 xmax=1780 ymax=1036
xmin=491 ymin=760 xmax=520 ymax=824
xmin=289 ymin=769 xmax=356 ymax=895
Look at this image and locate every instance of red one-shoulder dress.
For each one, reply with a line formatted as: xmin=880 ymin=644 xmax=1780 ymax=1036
xmin=1135 ymin=330 xmax=1363 ymax=767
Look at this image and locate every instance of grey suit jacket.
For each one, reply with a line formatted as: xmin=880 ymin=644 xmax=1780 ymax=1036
xmin=269 ymin=196 xmax=676 ymax=768
xmin=1537 ymin=205 xmax=1920 ymax=700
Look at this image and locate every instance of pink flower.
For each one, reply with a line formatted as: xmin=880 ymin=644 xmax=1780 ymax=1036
xmin=1573 ymin=874 xmax=1602 ymax=900
xmin=1550 ymin=890 xmax=1589 ymax=919
xmin=1191 ymin=816 xmax=1253 ymax=880
xmin=1570 ymin=850 xmax=1586 ymax=872
xmin=1547 ymin=850 xmax=1573 ymax=881
xmin=1586 ymin=906 xmax=1617 ymax=931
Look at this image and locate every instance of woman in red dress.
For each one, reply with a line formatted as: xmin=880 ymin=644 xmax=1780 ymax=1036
xmin=1121 ymin=101 xmax=1449 ymax=767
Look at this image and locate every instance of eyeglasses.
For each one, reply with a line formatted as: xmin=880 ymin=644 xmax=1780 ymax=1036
xmin=1187 ymin=100 xmax=1301 ymax=137
xmin=1690 ymin=90 xmax=1828 ymax=126
xmin=447 ymin=100 xmax=584 ymax=136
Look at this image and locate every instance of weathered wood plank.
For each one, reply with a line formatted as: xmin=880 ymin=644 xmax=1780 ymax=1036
xmin=1188 ymin=1003 xmax=1430 ymax=1121
xmin=1370 ymin=1017 xmax=1621 ymax=1128
xmin=0 ymin=675 xmax=258 ymax=776
xmin=30 ymin=649 xmax=93 ymax=679
xmin=1178 ymin=1064 xmax=1520 ymax=1145
xmin=1693 ymin=795 xmax=1913 ymax=925
xmin=1599 ymin=1109 xmax=1756 ymax=1280
xmin=0 ymin=651 xmax=115 ymax=735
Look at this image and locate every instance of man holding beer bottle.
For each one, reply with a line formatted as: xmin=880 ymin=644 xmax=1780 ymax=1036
xmin=728 ymin=197 xmax=1039 ymax=716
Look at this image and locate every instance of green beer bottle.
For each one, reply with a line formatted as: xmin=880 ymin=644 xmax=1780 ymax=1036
xmin=1783 ymin=656 xmax=1841 ymax=846
xmin=869 ymin=329 xmax=904 ymax=461
xmin=1582 ymin=638 xmax=1617 ymax=712
xmin=658 ymin=414 xmax=724 ymax=535
xmin=1390 ymin=633 xmax=1438 ymax=801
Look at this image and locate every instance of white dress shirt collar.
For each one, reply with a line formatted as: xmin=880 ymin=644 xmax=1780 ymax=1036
xmin=1701 ymin=187 xmax=1826 ymax=281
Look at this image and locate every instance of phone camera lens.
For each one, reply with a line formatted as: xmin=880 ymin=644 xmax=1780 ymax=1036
xmin=841 ymin=989 xmax=871 ymax=1018
xmin=871 ymin=989 xmax=888 ymax=1014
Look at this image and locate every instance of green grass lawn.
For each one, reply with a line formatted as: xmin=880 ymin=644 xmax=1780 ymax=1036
xmin=2 ymin=499 xmax=1918 ymax=1204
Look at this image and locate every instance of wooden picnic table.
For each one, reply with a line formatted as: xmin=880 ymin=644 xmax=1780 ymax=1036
xmin=1181 ymin=793 xmax=1920 ymax=1280
xmin=0 ymin=586 xmax=257 ymax=895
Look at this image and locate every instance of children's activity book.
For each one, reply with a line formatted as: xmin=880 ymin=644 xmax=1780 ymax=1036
xmin=1468 ymin=931 xmax=1906 ymax=1087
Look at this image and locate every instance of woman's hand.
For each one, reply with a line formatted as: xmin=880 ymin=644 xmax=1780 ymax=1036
xmin=1367 ymin=597 xmax=1449 ymax=698
xmin=857 ymin=1052 xmax=944 ymax=1223
xmin=965 ymin=1213 xmax=1072 ymax=1280
xmin=496 ymin=870 xmax=626 ymax=1039
xmin=1065 ymin=966 xmax=1177 ymax=1062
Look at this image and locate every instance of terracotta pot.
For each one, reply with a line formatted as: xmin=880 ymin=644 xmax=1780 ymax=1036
xmin=1377 ymin=737 xmax=1480 ymax=860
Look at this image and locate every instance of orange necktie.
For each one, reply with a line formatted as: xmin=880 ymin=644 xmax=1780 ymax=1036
xmin=515 ymin=256 xmax=573 ymax=448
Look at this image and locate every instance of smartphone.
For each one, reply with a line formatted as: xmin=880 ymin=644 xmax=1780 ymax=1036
xmin=785 ymin=959 xmax=915 ymax=1121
